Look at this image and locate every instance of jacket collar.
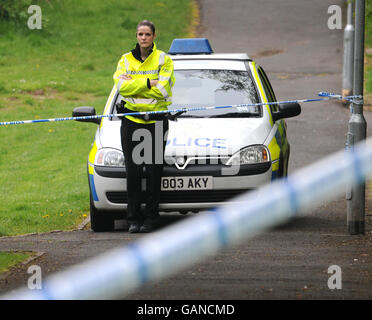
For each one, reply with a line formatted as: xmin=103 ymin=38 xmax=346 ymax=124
xmin=131 ymin=42 xmax=156 ymax=63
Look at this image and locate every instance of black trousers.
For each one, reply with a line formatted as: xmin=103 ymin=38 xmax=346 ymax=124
xmin=120 ymin=117 xmax=169 ymax=223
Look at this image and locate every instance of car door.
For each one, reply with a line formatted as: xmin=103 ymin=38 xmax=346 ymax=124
xmin=257 ymin=66 xmax=289 ymax=178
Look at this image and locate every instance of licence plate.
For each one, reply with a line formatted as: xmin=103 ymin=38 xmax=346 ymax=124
xmin=161 ymin=176 xmax=213 ymax=191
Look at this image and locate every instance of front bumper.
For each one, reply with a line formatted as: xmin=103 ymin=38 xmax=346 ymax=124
xmin=89 ymin=162 xmax=272 ymax=211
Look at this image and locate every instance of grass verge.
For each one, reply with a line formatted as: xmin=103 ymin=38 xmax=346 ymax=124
xmin=0 ymin=251 xmax=33 ymax=274
xmin=365 ymin=0 xmax=372 ymax=106
xmin=0 ymin=0 xmax=195 ymax=236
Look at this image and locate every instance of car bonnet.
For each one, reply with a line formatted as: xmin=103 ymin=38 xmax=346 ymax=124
xmin=98 ymin=117 xmax=271 ymax=157
xmin=165 ymin=118 xmax=271 ymax=157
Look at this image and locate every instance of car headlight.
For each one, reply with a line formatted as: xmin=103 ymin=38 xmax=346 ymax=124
xmin=226 ymin=145 xmax=270 ymax=165
xmin=95 ymin=148 xmax=125 ymax=167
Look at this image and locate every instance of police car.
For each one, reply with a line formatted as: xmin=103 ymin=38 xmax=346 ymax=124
xmin=73 ymin=38 xmax=301 ymax=231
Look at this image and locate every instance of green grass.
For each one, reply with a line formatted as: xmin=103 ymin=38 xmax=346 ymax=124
xmin=0 ymin=251 xmax=33 ymax=273
xmin=0 ymin=0 xmax=194 ymax=236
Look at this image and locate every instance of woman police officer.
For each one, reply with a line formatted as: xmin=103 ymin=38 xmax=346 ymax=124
xmin=113 ymin=20 xmax=175 ymax=233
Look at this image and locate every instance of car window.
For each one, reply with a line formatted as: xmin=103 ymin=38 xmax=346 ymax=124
xmin=110 ymin=69 xmax=260 ymax=119
xmin=171 ymin=70 xmax=261 ymax=118
xmin=257 ymin=66 xmax=278 ymax=112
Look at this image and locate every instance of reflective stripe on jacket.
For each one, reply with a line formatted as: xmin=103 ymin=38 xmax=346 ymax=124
xmin=113 ymin=42 xmax=175 ymax=124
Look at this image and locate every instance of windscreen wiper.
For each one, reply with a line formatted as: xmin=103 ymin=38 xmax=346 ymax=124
xmin=208 ymin=112 xmax=260 ymax=118
xmin=166 ymin=110 xmax=186 ymax=121
xmin=177 ymin=114 xmax=204 ymax=118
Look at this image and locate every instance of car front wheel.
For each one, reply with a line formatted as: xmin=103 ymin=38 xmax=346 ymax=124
xmin=89 ymin=193 xmax=114 ymax=232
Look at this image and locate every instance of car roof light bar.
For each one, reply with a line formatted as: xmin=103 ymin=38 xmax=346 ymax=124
xmin=168 ymin=38 xmax=213 ymax=55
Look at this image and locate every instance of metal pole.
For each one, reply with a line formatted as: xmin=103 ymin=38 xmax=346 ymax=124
xmin=342 ymin=0 xmax=354 ymax=98
xmin=346 ymin=0 xmax=366 ymax=235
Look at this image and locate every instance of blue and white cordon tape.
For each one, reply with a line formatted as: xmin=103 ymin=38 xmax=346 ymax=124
xmin=1 ymin=137 xmax=372 ymax=300
xmin=0 ymin=92 xmax=362 ymax=127
xmin=0 ymin=91 xmax=367 ymax=300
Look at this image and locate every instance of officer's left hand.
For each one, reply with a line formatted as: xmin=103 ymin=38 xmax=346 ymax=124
xmin=119 ymin=74 xmax=132 ymax=80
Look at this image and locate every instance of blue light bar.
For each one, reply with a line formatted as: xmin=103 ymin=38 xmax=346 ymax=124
xmin=168 ymin=38 xmax=213 ymax=55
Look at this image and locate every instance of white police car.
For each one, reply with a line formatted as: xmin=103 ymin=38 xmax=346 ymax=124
xmin=73 ymin=38 xmax=301 ymax=231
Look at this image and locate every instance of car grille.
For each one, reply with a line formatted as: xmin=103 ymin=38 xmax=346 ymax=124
xmin=106 ymin=189 xmax=252 ymax=204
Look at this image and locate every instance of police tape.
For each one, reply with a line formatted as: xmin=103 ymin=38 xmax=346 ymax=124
xmin=2 ymin=137 xmax=371 ymax=300
xmin=0 ymin=92 xmax=362 ymax=127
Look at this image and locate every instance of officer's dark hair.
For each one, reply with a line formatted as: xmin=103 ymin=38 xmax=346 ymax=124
xmin=137 ymin=20 xmax=156 ymax=35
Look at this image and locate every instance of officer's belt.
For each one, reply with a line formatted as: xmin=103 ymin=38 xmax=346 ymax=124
xmin=122 ymin=107 xmax=168 ymax=121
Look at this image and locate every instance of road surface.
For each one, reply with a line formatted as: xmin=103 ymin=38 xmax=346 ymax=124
xmin=0 ymin=0 xmax=371 ymax=300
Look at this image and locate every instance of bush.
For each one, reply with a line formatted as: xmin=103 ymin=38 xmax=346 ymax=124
xmin=0 ymin=0 xmax=33 ymax=23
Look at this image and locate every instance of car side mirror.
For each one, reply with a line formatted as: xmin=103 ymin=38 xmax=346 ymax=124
xmin=72 ymin=106 xmax=101 ymax=125
xmin=272 ymin=102 xmax=301 ymax=122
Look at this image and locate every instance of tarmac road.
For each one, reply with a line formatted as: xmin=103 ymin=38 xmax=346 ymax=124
xmin=1 ymin=0 xmax=371 ymax=300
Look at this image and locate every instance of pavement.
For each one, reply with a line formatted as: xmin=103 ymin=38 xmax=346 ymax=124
xmin=0 ymin=0 xmax=371 ymax=300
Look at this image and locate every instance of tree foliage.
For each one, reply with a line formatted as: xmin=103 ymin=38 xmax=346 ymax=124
xmin=0 ymin=0 xmax=33 ymax=22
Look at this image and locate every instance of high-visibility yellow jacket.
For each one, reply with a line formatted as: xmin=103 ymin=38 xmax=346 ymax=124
xmin=113 ymin=42 xmax=175 ymax=124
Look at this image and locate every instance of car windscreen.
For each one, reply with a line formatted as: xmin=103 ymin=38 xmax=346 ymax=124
xmin=110 ymin=69 xmax=260 ymax=119
xmin=170 ymin=69 xmax=261 ymax=118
